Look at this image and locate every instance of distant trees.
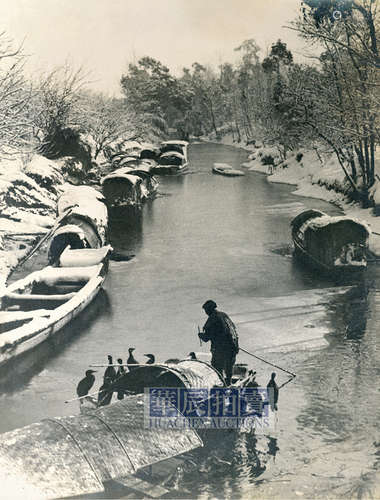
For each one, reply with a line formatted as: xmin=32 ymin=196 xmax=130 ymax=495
xmin=0 ymin=5 xmax=378 ymax=207
xmin=120 ymin=57 xmax=191 ymax=136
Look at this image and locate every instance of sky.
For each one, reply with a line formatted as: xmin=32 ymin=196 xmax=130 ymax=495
xmin=0 ymin=0 xmax=309 ymax=95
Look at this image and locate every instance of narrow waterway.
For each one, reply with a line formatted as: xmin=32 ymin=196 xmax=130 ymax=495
xmin=0 ymin=142 xmax=379 ymax=498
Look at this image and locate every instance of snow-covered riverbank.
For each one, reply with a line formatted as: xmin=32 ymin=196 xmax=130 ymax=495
xmin=0 ymin=155 xmax=66 ymax=279
xmin=215 ymin=134 xmax=380 ymax=257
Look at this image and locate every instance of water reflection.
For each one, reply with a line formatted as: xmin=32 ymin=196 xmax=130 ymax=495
xmin=296 ymin=283 xmax=376 ymax=444
xmin=108 ymin=206 xmax=143 ymax=254
xmin=0 ymin=289 xmax=111 ymax=394
xmin=183 ymin=431 xmax=268 ymax=498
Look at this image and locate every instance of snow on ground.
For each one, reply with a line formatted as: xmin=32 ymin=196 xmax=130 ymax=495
xmin=215 ymin=134 xmax=380 ymax=257
xmin=0 ymin=155 xmax=63 ymax=279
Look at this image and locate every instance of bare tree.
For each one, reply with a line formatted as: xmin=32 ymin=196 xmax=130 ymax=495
xmin=288 ymin=0 xmax=380 ymax=204
xmin=80 ymin=92 xmax=140 ymax=159
xmin=0 ymin=32 xmax=33 ymax=157
xmin=32 ymin=63 xmax=88 ymax=157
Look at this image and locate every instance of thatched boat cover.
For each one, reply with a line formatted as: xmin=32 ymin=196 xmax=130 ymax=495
xmin=116 ymin=360 xmax=225 ymax=394
xmin=102 ymin=169 xmax=143 ymax=185
xmin=290 ymin=209 xmax=325 ymax=236
xmin=0 ymin=394 xmax=202 ymax=499
xmin=161 ymin=140 xmax=189 ymax=146
xmin=57 ymin=186 xmax=106 ymax=215
xmin=57 ymin=186 xmax=108 ymax=245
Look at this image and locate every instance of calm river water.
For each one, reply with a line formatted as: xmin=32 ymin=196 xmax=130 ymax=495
xmin=0 ymin=143 xmax=379 ymax=498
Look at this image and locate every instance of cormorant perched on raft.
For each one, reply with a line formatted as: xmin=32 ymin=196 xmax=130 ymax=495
xmin=188 ymin=352 xmax=197 ymax=360
xmin=267 ymin=372 xmax=279 ymax=411
xmin=116 ymin=358 xmax=125 ymax=400
xmin=104 ymin=355 xmax=116 ymax=381
xmin=76 ymin=370 xmax=96 ymax=401
xmin=127 ymin=347 xmax=139 ymax=370
xmin=144 ymin=354 xmax=155 ymax=364
xmin=97 ymin=377 xmax=113 ymax=407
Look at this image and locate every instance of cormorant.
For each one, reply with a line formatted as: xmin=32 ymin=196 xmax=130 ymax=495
xmin=144 ymin=354 xmax=155 ymax=364
xmin=76 ymin=370 xmax=96 ymax=399
xmin=104 ymin=355 xmax=116 ymax=381
xmin=267 ymin=372 xmax=279 ymax=411
xmin=188 ymin=352 xmax=197 ymax=360
xmin=164 ymin=358 xmax=180 ymax=364
xmin=127 ymin=347 xmax=139 ymax=371
xmin=97 ymin=377 xmax=113 ymax=407
xmin=116 ymin=358 xmax=125 ymax=400
xmin=116 ymin=358 xmax=125 ymax=377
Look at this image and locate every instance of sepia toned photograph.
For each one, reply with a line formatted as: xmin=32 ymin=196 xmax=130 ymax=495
xmin=0 ymin=0 xmax=379 ymax=498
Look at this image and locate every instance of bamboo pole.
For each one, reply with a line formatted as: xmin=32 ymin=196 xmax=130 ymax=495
xmin=9 ymin=208 xmax=73 ymax=276
xmin=89 ymin=363 xmax=170 ymax=368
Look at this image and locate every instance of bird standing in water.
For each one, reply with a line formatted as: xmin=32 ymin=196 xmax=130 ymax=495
xmin=104 ymin=355 xmax=116 ymax=381
xmin=76 ymin=370 xmax=96 ymax=403
xmin=144 ymin=354 xmax=155 ymax=364
xmin=127 ymin=347 xmax=139 ymax=370
xmin=267 ymin=372 xmax=279 ymax=411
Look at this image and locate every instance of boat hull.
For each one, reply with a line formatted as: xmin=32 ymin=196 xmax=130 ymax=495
xmin=212 ymin=167 xmax=245 ymax=177
xmin=0 ymin=261 xmax=108 ymax=369
xmin=293 ymin=238 xmax=367 ymax=274
xmin=151 ymin=162 xmax=188 ymax=175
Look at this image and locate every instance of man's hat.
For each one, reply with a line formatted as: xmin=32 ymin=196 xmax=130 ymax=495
xmin=202 ymin=300 xmax=217 ymax=310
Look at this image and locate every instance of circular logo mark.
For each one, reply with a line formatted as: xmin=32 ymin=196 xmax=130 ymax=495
xmin=332 ymin=10 xmax=342 ymax=20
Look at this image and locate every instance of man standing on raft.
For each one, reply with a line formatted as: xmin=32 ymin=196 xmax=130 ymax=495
xmin=198 ymin=300 xmax=239 ymax=385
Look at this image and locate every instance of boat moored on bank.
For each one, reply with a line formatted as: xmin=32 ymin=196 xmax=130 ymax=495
xmin=0 ymin=245 xmax=112 ymax=369
xmin=49 ymin=186 xmax=108 ymax=264
xmin=152 ymin=140 xmax=189 ymax=175
xmin=101 ymin=164 xmax=158 ymax=208
xmin=291 ymin=209 xmax=370 ymax=273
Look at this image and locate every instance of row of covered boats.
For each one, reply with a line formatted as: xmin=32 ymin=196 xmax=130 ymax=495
xmin=0 ymin=139 xmax=189 ymax=371
xmin=0 ymin=141 xmax=372 ymax=498
xmin=101 ymin=140 xmax=189 ymax=208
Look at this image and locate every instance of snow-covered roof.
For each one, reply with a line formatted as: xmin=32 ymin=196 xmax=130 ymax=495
xmin=102 ymin=171 xmax=142 ymax=186
xmin=161 ymin=140 xmax=188 ymax=146
xmin=160 ymin=151 xmax=185 ymax=159
xmin=307 ymin=215 xmax=370 ymax=234
xmin=123 ymin=141 xmax=142 ymax=150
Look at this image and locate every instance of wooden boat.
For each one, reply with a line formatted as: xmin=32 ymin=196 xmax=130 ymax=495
xmin=212 ymin=163 xmax=245 ymax=177
xmin=49 ymin=186 xmax=108 ymax=264
xmin=152 ymin=140 xmax=189 ymax=175
xmin=140 ymin=143 xmax=160 ymax=161
xmin=0 ymin=245 xmax=112 ymax=369
xmin=102 ymin=167 xmax=143 ymax=208
xmin=160 ymin=140 xmax=189 ymax=159
xmin=291 ymin=209 xmax=370 ymax=273
xmin=101 ymin=165 xmax=158 ymax=208
xmin=0 ymin=393 xmax=202 ymax=499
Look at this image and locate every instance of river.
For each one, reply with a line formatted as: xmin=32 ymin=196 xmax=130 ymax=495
xmin=0 ymin=142 xmax=379 ymax=498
